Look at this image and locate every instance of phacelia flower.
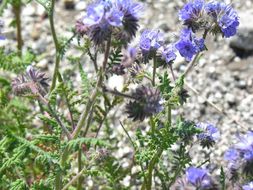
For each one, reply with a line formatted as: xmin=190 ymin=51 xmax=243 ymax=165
xmin=115 ymin=0 xmax=142 ymax=42
xmin=160 ymin=45 xmax=177 ymax=65
xmin=224 ymin=131 xmax=253 ymax=178
xmin=196 ymin=123 xmax=220 ymax=148
xmin=205 ymin=2 xmax=239 ymax=38
xmin=12 ymin=66 xmax=49 ymax=97
xmin=186 ymin=167 xmax=217 ymax=189
xmin=139 ymin=29 xmax=164 ymax=62
xmin=0 ymin=20 xmax=5 ymax=40
xmin=179 ymin=0 xmax=205 ymax=31
xmin=77 ymin=0 xmax=141 ymax=45
xmin=126 ymin=86 xmax=163 ymax=121
xmin=77 ymin=0 xmax=122 ymax=45
xmin=175 ymin=28 xmax=205 ymax=61
xmin=141 ymin=29 xmax=164 ymax=50
xmin=243 ymin=182 xmax=253 ymax=190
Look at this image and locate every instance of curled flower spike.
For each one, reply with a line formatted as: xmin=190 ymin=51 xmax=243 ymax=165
xmin=196 ymin=123 xmax=220 ymax=148
xmin=126 ymin=86 xmax=163 ymax=121
xmin=242 ymin=181 xmax=253 ymax=190
xmin=205 ymin=1 xmax=239 ymax=38
xmin=179 ymin=0 xmax=206 ymax=31
xmin=175 ymin=28 xmax=205 ymax=61
xmin=115 ymin=0 xmax=143 ymax=42
xmin=12 ymin=66 xmax=49 ymax=97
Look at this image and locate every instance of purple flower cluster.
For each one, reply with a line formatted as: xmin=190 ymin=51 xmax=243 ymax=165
xmin=76 ymin=0 xmax=142 ymax=45
xmin=179 ymin=0 xmax=239 ymax=38
xmin=243 ymin=181 xmax=253 ymax=190
xmin=139 ymin=29 xmax=164 ymax=53
xmin=185 ymin=167 xmax=217 ymax=189
xmin=205 ymin=2 xmax=239 ymax=38
xmin=139 ymin=29 xmax=177 ymax=64
xmin=224 ymin=131 xmax=253 ymax=177
xmin=196 ymin=122 xmax=220 ymax=148
xmin=175 ymin=28 xmax=205 ymax=61
xmin=179 ymin=0 xmax=205 ymax=31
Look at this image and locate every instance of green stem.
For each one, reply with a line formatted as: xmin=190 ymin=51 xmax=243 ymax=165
xmin=13 ymin=1 xmax=23 ymax=54
xmin=146 ymin=149 xmax=163 ymax=190
xmin=152 ymin=54 xmax=157 ymax=86
xmin=77 ymin=150 xmax=83 ymax=190
xmin=55 ymin=169 xmax=62 ymax=190
xmin=49 ymin=0 xmax=60 ymax=92
xmin=71 ymin=73 xmax=102 ymax=139
xmin=47 ymin=104 xmax=72 ymax=140
xmin=167 ymin=105 xmax=171 ymax=132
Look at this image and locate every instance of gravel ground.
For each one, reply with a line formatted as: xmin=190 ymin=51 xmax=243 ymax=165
xmin=1 ymin=0 xmax=253 ymax=186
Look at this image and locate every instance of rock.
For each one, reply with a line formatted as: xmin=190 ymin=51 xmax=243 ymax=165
xmin=230 ymin=10 xmax=253 ymax=57
xmin=158 ymin=22 xmax=171 ymax=32
xmin=64 ymin=0 xmax=75 ymax=10
xmin=225 ymin=94 xmax=236 ymax=106
xmin=75 ymin=1 xmax=87 ymax=11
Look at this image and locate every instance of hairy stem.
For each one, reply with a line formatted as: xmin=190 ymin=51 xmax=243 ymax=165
xmin=152 ymin=54 xmax=157 ymax=86
xmin=103 ymin=86 xmax=137 ymax=100
xmin=62 ymin=167 xmax=86 ymax=190
xmin=169 ymin=64 xmax=176 ymax=81
xmin=48 ymin=104 xmax=72 ymax=140
xmin=146 ymin=149 xmax=163 ymax=190
xmin=13 ymin=1 xmax=23 ymax=54
xmin=77 ymin=150 xmax=83 ymax=190
xmin=71 ymin=73 xmax=102 ymax=139
xmin=102 ymin=36 xmax=111 ymax=72
xmin=49 ymin=0 xmax=60 ymax=92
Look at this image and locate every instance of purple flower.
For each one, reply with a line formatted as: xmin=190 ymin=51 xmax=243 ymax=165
xmin=224 ymin=148 xmax=240 ymax=162
xmin=115 ymin=0 xmax=142 ymax=42
xmin=77 ymin=0 xmax=141 ymax=45
xmin=243 ymin=182 xmax=253 ymax=190
xmin=179 ymin=0 xmax=205 ymax=31
xmin=186 ymin=167 xmax=213 ymax=189
xmin=139 ymin=29 xmax=164 ymax=61
xmin=224 ymin=131 xmax=253 ymax=178
xmin=161 ymin=45 xmax=177 ymax=65
xmin=235 ymin=131 xmax=253 ymax=161
xmin=196 ymin=123 xmax=220 ymax=148
xmin=175 ymin=28 xmax=205 ymax=61
xmin=205 ymin=2 xmax=239 ymax=38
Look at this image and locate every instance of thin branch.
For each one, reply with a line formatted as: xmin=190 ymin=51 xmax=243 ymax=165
xmin=103 ymin=86 xmax=137 ymax=100
xmin=49 ymin=0 xmax=60 ymax=92
xmin=119 ymin=121 xmax=136 ymax=149
xmin=48 ymin=104 xmax=72 ymax=140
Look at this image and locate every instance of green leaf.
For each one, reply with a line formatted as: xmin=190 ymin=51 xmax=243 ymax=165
xmin=10 ymin=179 xmax=28 ymax=190
xmin=66 ymin=138 xmax=110 ymax=151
